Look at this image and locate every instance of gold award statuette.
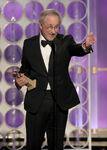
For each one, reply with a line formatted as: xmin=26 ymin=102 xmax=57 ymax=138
xmin=13 ymin=71 xmax=36 ymax=91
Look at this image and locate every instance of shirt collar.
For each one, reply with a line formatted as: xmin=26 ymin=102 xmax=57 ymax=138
xmin=40 ymin=33 xmax=46 ymax=42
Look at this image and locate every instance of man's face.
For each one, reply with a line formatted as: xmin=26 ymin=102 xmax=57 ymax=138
xmin=39 ymin=15 xmax=60 ymax=41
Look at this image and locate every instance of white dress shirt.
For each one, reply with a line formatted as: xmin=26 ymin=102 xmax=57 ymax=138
xmin=40 ymin=34 xmax=52 ymax=90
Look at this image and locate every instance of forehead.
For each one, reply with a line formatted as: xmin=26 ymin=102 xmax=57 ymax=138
xmin=44 ymin=15 xmax=60 ymax=25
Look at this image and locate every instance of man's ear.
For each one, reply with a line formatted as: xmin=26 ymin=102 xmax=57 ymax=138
xmin=38 ymin=21 xmax=42 ymax=30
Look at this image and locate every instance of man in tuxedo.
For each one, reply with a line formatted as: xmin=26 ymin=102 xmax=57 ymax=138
xmin=15 ymin=9 xmax=96 ymax=150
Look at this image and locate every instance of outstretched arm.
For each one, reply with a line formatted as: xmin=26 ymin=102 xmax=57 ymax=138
xmin=82 ymin=32 xmax=96 ymax=49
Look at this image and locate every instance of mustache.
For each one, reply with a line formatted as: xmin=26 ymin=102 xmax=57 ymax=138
xmin=50 ymin=33 xmax=57 ymax=35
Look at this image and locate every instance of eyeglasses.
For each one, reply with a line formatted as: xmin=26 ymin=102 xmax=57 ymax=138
xmin=43 ymin=23 xmax=60 ymax=31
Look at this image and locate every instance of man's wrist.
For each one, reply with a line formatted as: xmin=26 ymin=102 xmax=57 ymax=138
xmin=82 ymin=42 xmax=88 ymax=49
xmin=82 ymin=43 xmax=93 ymax=53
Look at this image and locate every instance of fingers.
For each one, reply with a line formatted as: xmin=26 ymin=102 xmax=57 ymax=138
xmin=88 ymin=32 xmax=96 ymax=41
xmin=93 ymin=37 xmax=96 ymax=42
xmin=86 ymin=32 xmax=96 ymax=46
xmin=88 ymin=32 xmax=93 ymax=37
xmin=89 ymin=32 xmax=93 ymax=35
xmin=19 ymin=73 xmax=24 ymax=78
xmin=89 ymin=37 xmax=96 ymax=45
xmin=15 ymin=74 xmax=29 ymax=87
xmin=12 ymin=71 xmax=24 ymax=78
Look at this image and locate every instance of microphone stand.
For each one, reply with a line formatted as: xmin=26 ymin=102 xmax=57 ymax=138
xmin=51 ymin=42 xmax=57 ymax=150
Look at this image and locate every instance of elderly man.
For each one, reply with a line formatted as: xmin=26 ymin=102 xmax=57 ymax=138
xmin=15 ymin=9 xmax=96 ymax=150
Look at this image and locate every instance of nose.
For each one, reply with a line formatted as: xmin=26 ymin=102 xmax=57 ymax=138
xmin=51 ymin=27 xmax=56 ymax=34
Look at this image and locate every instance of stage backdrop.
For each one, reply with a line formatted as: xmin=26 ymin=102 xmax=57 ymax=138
xmin=90 ymin=0 xmax=107 ymax=129
xmin=0 ymin=0 xmax=107 ymax=149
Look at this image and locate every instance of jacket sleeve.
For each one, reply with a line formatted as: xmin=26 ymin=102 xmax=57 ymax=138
xmin=19 ymin=39 xmax=31 ymax=77
xmin=15 ymin=40 xmax=31 ymax=90
xmin=67 ymin=35 xmax=93 ymax=56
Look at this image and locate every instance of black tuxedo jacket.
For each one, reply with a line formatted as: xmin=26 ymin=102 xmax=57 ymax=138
xmin=20 ymin=34 xmax=90 ymax=113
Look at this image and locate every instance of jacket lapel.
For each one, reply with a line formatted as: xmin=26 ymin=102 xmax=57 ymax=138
xmin=33 ymin=35 xmax=48 ymax=75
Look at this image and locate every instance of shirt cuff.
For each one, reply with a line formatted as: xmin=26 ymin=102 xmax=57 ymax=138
xmin=82 ymin=43 xmax=93 ymax=53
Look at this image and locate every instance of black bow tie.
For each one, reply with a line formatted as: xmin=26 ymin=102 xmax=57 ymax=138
xmin=41 ymin=40 xmax=53 ymax=47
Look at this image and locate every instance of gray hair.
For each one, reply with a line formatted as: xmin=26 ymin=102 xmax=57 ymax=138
xmin=39 ymin=9 xmax=61 ymax=25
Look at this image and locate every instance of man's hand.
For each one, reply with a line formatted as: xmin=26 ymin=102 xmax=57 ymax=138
xmin=13 ymin=72 xmax=29 ymax=87
xmin=83 ymin=32 xmax=96 ymax=48
xmin=13 ymin=71 xmax=36 ymax=90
